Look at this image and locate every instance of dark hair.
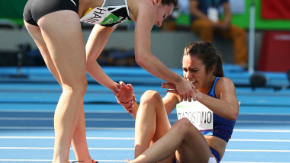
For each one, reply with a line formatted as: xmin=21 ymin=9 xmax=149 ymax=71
xmin=161 ymin=0 xmax=178 ymax=7
xmin=183 ymin=41 xmax=224 ymax=77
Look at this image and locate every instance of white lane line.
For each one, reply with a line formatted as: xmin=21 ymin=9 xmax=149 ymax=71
xmin=0 ymin=127 xmax=135 ymax=130
xmin=230 ymin=139 xmax=290 ymax=142
xmin=221 ymin=162 xmax=290 ymax=163
xmin=234 ymin=129 xmax=290 ymax=133
xmin=0 ymin=136 xmax=134 ymax=140
xmin=236 ymin=121 xmax=290 ymax=124
xmin=1 ymin=127 xmax=290 ymax=133
xmin=0 ymin=147 xmax=289 ymax=152
xmin=0 ymin=117 xmax=135 ymax=121
xmin=226 ymin=149 xmax=290 ymax=152
xmin=1 ymin=117 xmax=290 ymax=124
xmin=1 ymin=109 xmax=290 ymax=116
xmin=0 ymin=118 xmax=53 ymax=120
xmin=0 ymin=110 xmax=127 ymax=113
xmin=0 ymin=147 xmax=134 ymax=150
xmin=0 ymin=160 xmax=53 ymax=162
xmin=0 ymin=159 xmax=125 ymax=162
xmin=0 ymin=136 xmax=289 ymax=142
xmin=0 ymin=161 xmax=288 ymax=163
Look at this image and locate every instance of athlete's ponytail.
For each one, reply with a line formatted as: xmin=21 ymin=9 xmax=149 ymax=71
xmin=214 ymin=53 xmax=224 ymax=77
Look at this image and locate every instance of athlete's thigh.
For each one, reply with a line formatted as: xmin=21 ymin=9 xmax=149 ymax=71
xmin=24 ymin=21 xmax=61 ymax=81
xmin=175 ymin=123 xmax=212 ymax=163
xmin=38 ymin=10 xmax=87 ymax=86
xmin=152 ymin=103 xmax=172 ymax=142
xmin=24 ymin=21 xmax=50 ymax=59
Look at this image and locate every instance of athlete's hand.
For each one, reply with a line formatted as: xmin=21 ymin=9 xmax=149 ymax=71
xmin=116 ymin=94 xmax=136 ymax=114
xmin=114 ymin=81 xmax=134 ymax=103
xmin=162 ymin=78 xmax=197 ymax=102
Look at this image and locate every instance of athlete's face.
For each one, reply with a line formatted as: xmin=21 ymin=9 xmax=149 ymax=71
xmin=154 ymin=3 xmax=174 ymax=27
xmin=182 ymin=54 xmax=214 ymax=92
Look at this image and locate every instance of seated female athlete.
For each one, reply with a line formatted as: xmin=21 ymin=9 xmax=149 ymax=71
xmin=116 ymin=41 xmax=239 ymax=163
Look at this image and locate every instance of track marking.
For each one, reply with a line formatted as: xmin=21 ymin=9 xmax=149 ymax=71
xmin=0 ymin=147 xmax=289 ymax=152
xmin=1 ymin=117 xmax=290 ymax=124
xmin=0 ymin=160 xmax=287 ymax=163
xmin=1 ymin=127 xmax=290 ymax=133
xmin=0 ymin=136 xmax=289 ymax=142
xmin=0 ymin=159 xmax=125 ymax=162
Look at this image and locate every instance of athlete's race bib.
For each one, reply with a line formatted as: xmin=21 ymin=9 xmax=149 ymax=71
xmin=176 ymin=101 xmax=213 ymax=135
xmin=207 ymin=7 xmax=219 ymax=22
xmin=80 ymin=7 xmax=128 ymax=27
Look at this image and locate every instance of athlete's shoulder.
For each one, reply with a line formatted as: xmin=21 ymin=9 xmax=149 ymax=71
xmin=216 ymin=77 xmax=235 ymax=89
xmin=137 ymin=0 xmax=155 ymax=11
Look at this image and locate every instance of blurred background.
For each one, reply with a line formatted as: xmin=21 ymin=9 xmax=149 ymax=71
xmin=0 ymin=0 xmax=290 ymax=72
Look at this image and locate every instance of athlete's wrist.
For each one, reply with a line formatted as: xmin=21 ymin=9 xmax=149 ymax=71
xmin=195 ymin=90 xmax=202 ymax=101
xmin=173 ymin=74 xmax=183 ymax=85
xmin=111 ymin=82 xmax=120 ymax=93
xmin=120 ymin=94 xmax=136 ymax=105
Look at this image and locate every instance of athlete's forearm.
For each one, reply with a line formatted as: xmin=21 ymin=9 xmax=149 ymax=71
xmin=86 ymin=25 xmax=116 ymax=92
xmin=196 ymin=92 xmax=238 ymax=121
xmin=136 ymin=52 xmax=182 ymax=85
xmin=129 ymin=101 xmax=139 ymax=119
xmin=87 ymin=61 xmax=116 ymax=92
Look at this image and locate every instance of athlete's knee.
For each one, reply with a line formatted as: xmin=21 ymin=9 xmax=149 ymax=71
xmin=140 ymin=90 xmax=162 ymax=105
xmin=76 ymin=80 xmax=88 ymax=95
xmin=62 ymin=79 xmax=88 ymax=96
xmin=172 ymin=118 xmax=193 ymax=135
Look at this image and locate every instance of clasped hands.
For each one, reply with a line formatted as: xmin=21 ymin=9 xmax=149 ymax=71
xmin=114 ymin=79 xmax=198 ymax=113
xmin=162 ymin=78 xmax=198 ymax=102
xmin=114 ymin=81 xmax=135 ymax=114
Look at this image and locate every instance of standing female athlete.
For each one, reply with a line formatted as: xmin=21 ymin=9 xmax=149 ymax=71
xmin=117 ymin=41 xmax=239 ymax=163
xmin=23 ymin=0 xmax=196 ymax=163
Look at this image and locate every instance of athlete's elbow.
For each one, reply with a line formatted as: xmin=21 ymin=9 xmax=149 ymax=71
xmin=228 ymin=109 xmax=239 ymax=121
xmin=135 ymin=54 xmax=147 ymax=67
xmin=136 ymin=58 xmax=145 ymax=67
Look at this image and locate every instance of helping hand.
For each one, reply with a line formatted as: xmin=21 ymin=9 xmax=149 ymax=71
xmin=161 ymin=78 xmax=197 ymax=102
xmin=116 ymin=94 xmax=136 ymax=114
xmin=114 ymin=81 xmax=134 ymax=103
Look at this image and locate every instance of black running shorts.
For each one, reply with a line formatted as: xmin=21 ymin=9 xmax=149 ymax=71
xmin=23 ymin=0 xmax=79 ymax=26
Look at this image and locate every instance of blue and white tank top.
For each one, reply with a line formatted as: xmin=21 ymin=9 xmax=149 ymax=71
xmin=207 ymin=77 xmax=236 ymax=142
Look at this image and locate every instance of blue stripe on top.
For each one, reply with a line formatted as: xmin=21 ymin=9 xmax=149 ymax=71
xmin=206 ymin=77 xmax=236 ymax=142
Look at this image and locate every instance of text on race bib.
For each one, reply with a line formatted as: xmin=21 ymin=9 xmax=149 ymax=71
xmin=80 ymin=7 xmax=128 ymax=27
xmin=176 ymin=101 xmax=213 ymax=135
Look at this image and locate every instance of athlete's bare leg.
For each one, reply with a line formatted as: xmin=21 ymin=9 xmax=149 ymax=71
xmin=24 ymin=21 xmax=61 ymax=84
xmin=71 ymin=104 xmax=92 ymax=162
xmin=25 ymin=20 xmax=92 ymax=163
xmin=131 ymin=118 xmax=213 ymax=163
xmin=134 ymin=90 xmax=175 ymax=163
xmin=25 ymin=10 xmax=89 ymax=163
